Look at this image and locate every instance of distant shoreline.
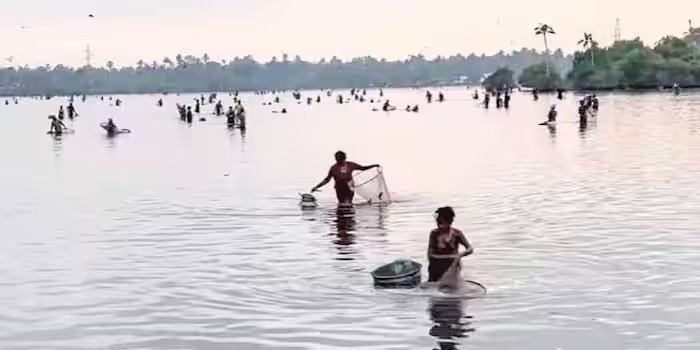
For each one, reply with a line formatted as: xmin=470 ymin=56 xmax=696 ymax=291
xmin=0 ymin=83 xmax=696 ymax=98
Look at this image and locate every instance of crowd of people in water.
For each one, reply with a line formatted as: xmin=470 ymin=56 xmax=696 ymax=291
xmin=7 ymin=81 xmax=631 ymax=141
xmin=174 ymin=92 xmax=247 ymax=129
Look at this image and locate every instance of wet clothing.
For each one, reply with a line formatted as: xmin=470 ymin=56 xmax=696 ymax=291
xmin=335 ymin=182 xmax=355 ymax=204
xmin=328 ymin=162 xmax=361 ymax=204
xmin=428 ymin=228 xmax=469 ymax=282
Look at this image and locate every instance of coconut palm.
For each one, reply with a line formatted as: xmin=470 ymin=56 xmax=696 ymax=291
xmin=578 ymin=33 xmax=598 ymax=67
xmin=535 ymin=24 xmax=556 ymax=76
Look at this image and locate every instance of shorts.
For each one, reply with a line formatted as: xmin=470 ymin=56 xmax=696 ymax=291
xmin=335 ymin=184 xmax=354 ymax=204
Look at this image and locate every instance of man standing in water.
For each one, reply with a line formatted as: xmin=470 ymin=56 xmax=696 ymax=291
xmin=311 ymin=151 xmax=380 ymax=205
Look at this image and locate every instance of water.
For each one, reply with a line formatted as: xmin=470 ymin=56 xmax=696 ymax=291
xmin=1 ymin=89 xmax=700 ymax=349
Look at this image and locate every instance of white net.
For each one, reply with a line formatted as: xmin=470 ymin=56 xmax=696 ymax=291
xmin=352 ymin=167 xmax=392 ymax=204
xmin=438 ymin=261 xmax=469 ymax=291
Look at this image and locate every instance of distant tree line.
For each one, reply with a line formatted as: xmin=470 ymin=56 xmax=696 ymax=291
xmin=0 ymin=50 xmax=572 ymax=96
xmin=518 ymin=27 xmax=700 ymax=90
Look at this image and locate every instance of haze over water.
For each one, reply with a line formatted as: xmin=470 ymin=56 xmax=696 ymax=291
xmin=1 ymin=89 xmax=700 ymax=349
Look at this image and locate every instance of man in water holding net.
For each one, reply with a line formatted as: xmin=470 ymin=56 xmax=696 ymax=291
xmin=311 ymin=151 xmax=379 ymax=205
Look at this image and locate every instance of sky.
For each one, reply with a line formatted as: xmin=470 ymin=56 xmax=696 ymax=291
xmin=1 ymin=0 xmax=699 ymax=67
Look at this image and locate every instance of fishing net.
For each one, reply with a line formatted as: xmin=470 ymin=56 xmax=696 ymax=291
xmin=438 ymin=261 xmax=469 ymax=291
xmin=352 ymin=167 xmax=392 ymax=204
xmin=438 ymin=261 xmax=487 ymax=296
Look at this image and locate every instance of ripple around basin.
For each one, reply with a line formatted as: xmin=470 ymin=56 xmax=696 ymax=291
xmin=2 ymin=89 xmax=700 ymax=349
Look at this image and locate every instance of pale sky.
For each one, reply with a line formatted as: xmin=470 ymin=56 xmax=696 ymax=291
xmin=1 ymin=0 xmax=698 ymax=67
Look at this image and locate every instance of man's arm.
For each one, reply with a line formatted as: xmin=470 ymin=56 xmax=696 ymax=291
xmin=311 ymin=170 xmax=333 ymax=192
xmin=354 ymin=163 xmax=380 ymax=171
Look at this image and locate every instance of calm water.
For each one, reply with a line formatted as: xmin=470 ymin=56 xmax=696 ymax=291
xmin=1 ymin=88 xmax=700 ymax=350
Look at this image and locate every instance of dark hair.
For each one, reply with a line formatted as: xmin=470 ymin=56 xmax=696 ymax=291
xmin=435 ymin=206 xmax=455 ymax=225
xmin=335 ymin=151 xmax=347 ymax=162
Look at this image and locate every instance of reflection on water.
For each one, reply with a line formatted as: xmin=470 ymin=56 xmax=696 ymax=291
xmin=50 ymin=134 xmax=63 ymax=156
xmin=429 ymin=298 xmax=475 ymax=350
xmin=547 ymin=124 xmax=557 ymax=140
xmin=330 ymin=206 xmax=357 ymax=260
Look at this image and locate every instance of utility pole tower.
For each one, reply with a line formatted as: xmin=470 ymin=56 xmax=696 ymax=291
xmin=84 ymin=44 xmax=93 ymax=67
xmin=614 ymin=18 xmax=621 ymax=42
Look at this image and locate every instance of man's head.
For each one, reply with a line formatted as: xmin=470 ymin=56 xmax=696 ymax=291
xmin=335 ymin=151 xmax=347 ymax=163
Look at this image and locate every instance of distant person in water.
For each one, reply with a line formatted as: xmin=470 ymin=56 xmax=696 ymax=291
xmin=226 ymin=106 xmax=236 ymax=126
xmin=578 ymin=100 xmax=588 ymax=124
xmin=215 ymin=101 xmax=223 ymax=116
xmin=496 ymin=92 xmax=503 ymax=109
xmin=483 ymin=93 xmax=490 ymax=109
xmin=157 ymin=99 xmax=163 ymax=107
xmin=557 ymin=88 xmax=564 ymax=100
xmin=274 ymin=96 xmax=280 ymax=103
xmin=438 ymin=92 xmax=445 ymax=103
xmin=186 ymin=106 xmax=193 ymax=124
xmin=426 ymin=90 xmax=433 ymax=103
xmin=379 ymin=89 xmax=384 ymax=97
xmin=48 ymin=115 xmax=67 ymax=135
xmin=311 ymin=151 xmax=380 ymax=205
xmin=115 ymin=99 xmax=122 ymax=107
xmin=412 ymin=105 xmax=419 ymax=113
xmin=591 ymin=95 xmax=599 ymax=112
xmin=67 ymin=102 xmax=76 ymax=119
xmin=237 ymin=104 xmax=247 ymax=129
xmin=177 ymin=104 xmax=186 ymax=120
xmin=58 ymin=106 xmax=65 ymax=120
xmin=427 ymin=206 xmax=473 ymax=282
xmin=473 ymin=90 xmax=479 ymax=100
xmin=316 ymin=96 xmax=321 ymax=103
xmin=103 ymin=118 xmax=118 ymax=134
xmin=195 ymin=100 xmax=201 ymax=114
xmin=504 ymin=93 xmax=511 ymax=109
xmin=546 ymin=105 xmax=557 ymax=124
xmin=81 ymin=95 xmax=87 ymax=103
xmin=382 ymin=100 xmax=393 ymax=111
xmin=673 ymin=83 xmax=680 ymax=96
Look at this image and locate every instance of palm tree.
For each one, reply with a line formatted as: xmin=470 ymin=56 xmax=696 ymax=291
xmin=163 ymin=57 xmax=174 ymax=69
xmin=534 ymin=23 xmax=556 ymax=76
xmin=578 ymin=33 xmax=598 ymax=67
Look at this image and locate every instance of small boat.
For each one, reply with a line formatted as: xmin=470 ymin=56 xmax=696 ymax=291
xmin=371 ymin=259 xmax=422 ymax=287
